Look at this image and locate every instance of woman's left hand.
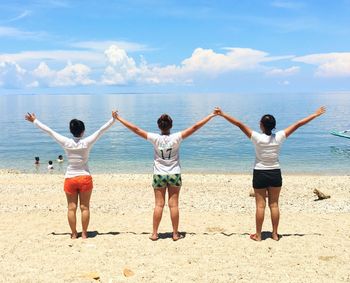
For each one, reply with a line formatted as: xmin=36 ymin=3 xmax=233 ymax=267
xmin=112 ymin=110 xmax=119 ymax=120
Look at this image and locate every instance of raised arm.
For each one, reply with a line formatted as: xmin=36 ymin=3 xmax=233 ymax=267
xmin=112 ymin=111 xmax=148 ymax=139
xmin=181 ymin=112 xmax=217 ymax=139
xmin=25 ymin=112 xmax=69 ymax=146
xmin=84 ymin=111 xmax=116 ymax=145
xmin=284 ymin=106 xmax=326 ymax=138
xmin=215 ymin=107 xmax=252 ymax=139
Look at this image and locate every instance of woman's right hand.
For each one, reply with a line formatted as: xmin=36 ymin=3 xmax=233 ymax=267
xmin=25 ymin=113 xmax=36 ymax=123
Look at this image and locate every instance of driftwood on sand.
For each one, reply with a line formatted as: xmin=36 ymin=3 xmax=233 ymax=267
xmin=313 ymin=189 xmax=331 ymax=200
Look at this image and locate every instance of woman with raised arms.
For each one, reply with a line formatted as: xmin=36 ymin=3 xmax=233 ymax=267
xmin=25 ymin=112 xmax=116 ymax=239
xmin=215 ymin=106 xmax=326 ymax=241
xmin=113 ymin=111 xmax=217 ymax=241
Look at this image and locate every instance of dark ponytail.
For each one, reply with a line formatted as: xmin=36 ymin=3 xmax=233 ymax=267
xmin=260 ymin=114 xmax=276 ymax=136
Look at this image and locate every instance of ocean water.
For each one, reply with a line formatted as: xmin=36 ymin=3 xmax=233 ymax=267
xmin=0 ymin=92 xmax=349 ymax=174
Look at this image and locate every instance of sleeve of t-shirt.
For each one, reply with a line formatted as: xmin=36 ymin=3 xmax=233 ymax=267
xmin=147 ymin=132 xmax=159 ymax=145
xmin=275 ymin=130 xmax=287 ymax=144
xmin=250 ymin=131 xmax=260 ymax=144
xmin=33 ymin=119 xmax=70 ymax=147
xmin=172 ymin=132 xmax=183 ymax=146
xmin=84 ymin=118 xmax=115 ymax=147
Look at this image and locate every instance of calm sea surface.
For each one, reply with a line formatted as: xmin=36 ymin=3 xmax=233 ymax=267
xmin=0 ymin=92 xmax=349 ymax=174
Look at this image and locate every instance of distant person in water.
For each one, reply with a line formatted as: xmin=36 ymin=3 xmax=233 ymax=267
xmin=57 ymin=155 xmax=64 ymax=163
xmin=47 ymin=160 xmax=54 ymax=170
xmin=214 ymin=106 xmax=326 ymax=241
xmin=34 ymin=156 xmax=40 ymax=165
xmin=113 ymin=110 xmax=217 ymax=241
xmin=25 ymin=112 xmax=116 ymax=239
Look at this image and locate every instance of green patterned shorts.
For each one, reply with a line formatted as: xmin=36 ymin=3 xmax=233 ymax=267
xmin=152 ymin=174 xmax=182 ymax=189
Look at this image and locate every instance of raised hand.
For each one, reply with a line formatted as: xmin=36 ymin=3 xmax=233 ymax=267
xmin=112 ymin=110 xmax=119 ymax=120
xmin=214 ymin=107 xmax=223 ymax=116
xmin=25 ymin=112 xmax=36 ymax=123
xmin=315 ymin=106 xmax=326 ymax=117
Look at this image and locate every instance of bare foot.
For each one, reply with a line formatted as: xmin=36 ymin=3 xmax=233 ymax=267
xmin=172 ymin=232 xmax=183 ymax=241
xmin=250 ymin=233 xmax=261 ymax=241
xmin=272 ymin=233 xmax=280 ymax=241
xmin=149 ymin=233 xmax=159 ymax=241
xmin=82 ymin=231 xmax=88 ymax=239
xmin=71 ymin=232 xmax=78 ymax=239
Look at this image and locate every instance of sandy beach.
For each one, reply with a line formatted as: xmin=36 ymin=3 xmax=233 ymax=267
xmin=0 ymin=171 xmax=350 ymax=282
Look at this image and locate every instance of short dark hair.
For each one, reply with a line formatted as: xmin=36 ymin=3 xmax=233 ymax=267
xmin=69 ymin=119 xmax=85 ymax=137
xmin=157 ymin=114 xmax=173 ymax=132
xmin=35 ymin=157 xmax=40 ymax=161
xmin=48 ymin=160 xmax=53 ymax=165
xmin=260 ymin=114 xmax=276 ymax=136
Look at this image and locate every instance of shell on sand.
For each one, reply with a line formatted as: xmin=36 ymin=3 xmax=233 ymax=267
xmin=123 ymin=268 xmax=135 ymax=277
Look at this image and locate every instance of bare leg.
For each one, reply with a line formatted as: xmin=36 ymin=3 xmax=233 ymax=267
xmin=151 ymin=189 xmax=166 ymax=240
xmin=79 ymin=190 xmax=92 ymax=239
xmin=168 ymin=186 xmax=181 ymax=240
xmin=65 ymin=192 xmax=78 ymax=239
xmin=268 ymin=187 xmax=281 ymax=240
xmin=252 ymin=189 xmax=267 ymax=241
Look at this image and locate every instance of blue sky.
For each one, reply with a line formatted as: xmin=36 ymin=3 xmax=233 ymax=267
xmin=0 ymin=0 xmax=350 ymax=94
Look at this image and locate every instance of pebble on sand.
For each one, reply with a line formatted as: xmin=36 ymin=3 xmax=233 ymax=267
xmin=82 ymin=272 xmax=100 ymax=280
xmin=123 ymin=268 xmax=135 ymax=277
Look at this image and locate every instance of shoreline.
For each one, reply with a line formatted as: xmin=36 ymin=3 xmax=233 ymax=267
xmin=0 ymin=168 xmax=348 ymax=177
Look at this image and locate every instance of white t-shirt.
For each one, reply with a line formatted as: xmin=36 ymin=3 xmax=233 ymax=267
xmin=34 ymin=118 xmax=115 ymax=178
xmin=147 ymin=132 xmax=183 ymax=174
xmin=251 ymin=130 xmax=286 ymax=170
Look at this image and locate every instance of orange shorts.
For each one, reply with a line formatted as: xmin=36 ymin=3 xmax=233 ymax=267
xmin=64 ymin=175 xmax=93 ymax=195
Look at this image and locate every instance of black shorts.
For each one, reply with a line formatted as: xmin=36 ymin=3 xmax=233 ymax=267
xmin=253 ymin=169 xmax=282 ymax=189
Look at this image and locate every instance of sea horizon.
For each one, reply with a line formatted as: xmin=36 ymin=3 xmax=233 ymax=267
xmin=1 ymin=92 xmax=350 ymax=174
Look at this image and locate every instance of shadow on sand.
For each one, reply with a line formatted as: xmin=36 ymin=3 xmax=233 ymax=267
xmin=50 ymin=230 xmax=322 ymax=240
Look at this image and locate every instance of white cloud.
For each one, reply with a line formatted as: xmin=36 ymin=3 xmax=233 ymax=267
xmin=53 ymin=62 xmax=95 ymax=86
xmin=8 ymin=10 xmax=32 ymax=22
xmin=31 ymin=61 xmax=95 ymax=87
xmin=101 ymin=45 xmax=139 ymax=85
xmin=101 ymin=45 xmax=293 ymax=85
xmin=149 ymin=47 xmax=290 ymax=83
xmin=26 ymin=81 xmax=39 ymax=88
xmin=0 ymin=61 xmax=27 ymax=88
xmin=33 ymin=62 xmax=56 ymax=79
xmin=294 ymin=53 xmax=350 ymax=77
xmin=71 ymin=40 xmax=149 ymax=52
xmin=181 ymin=48 xmax=269 ymax=73
xmin=0 ymin=50 xmax=104 ymax=65
xmin=266 ymin=66 xmax=300 ymax=76
xmin=0 ymin=26 xmax=44 ymax=39
xmin=0 ymin=45 xmax=300 ymax=89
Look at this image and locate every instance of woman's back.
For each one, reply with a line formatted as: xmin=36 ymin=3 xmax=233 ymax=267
xmin=147 ymin=132 xmax=183 ymax=174
xmin=251 ymin=131 xmax=286 ymax=170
